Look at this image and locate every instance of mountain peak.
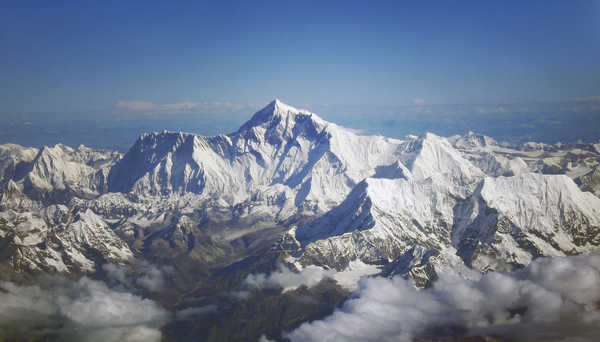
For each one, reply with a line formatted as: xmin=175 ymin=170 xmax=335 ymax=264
xmin=265 ymin=98 xmax=301 ymax=116
xmin=237 ymin=99 xmax=326 ymax=134
xmin=271 ymin=98 xmax=283 ymax=106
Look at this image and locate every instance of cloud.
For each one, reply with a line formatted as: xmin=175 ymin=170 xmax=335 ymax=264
xmin=244 ymin=264 xmax=335 ymax=291
xmin=412 ymin=98 xmax=426 ymax=105
xmin=116 ymin=101 xmax=157 ymax=111
xmin=103 ymin=261 xmax=174 ymax=293
xmin=116 ymin=100 xmax=245 ymax=114
xmin=287 ymin=254 xmax=600 ymax=342
xmin=232 ymin=264 xmax=335 ymax=299
xmin=258 ymin=334 xmax=276 ymax=342
xmin=135 ymin=262 xmax=175 ymax=292
xmin=0 ymin=276 xmax=169 ymax=342
xmin=103 ymin=262 xmax=129 ymax=285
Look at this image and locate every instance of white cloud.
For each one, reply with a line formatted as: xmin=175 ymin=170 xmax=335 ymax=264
xmin=103 ymin=261 xmax=174 ymax=293
xmin=234 ymin=260 xmax=381 ymax=300
xmin=248 ymin=264 xmax=335 ymax=291
xmin=233 ymin=264 xmax=336 ymax=299
xmin=116 ymin=101 xmax=157 ymax=111
xmin=287 ymin=254 xmax=600 ymax=342
xmin=258 ymin=334 xmax=276 ymax=342
xmin=103 ymin=262 xmax=129 ymax=285
xmin=135 ymin=262 xmax=175 ymax=292
xmin=0 ymin=276 xmax=169 ymax=342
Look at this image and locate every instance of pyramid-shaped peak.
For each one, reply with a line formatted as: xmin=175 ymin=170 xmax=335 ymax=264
xmin=237 ymin=99 xmax=326 ymax=134
xmin=266 ymin=98 xmax=303 ymax=115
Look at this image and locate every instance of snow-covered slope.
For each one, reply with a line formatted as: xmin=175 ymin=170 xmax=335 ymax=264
xmin=450 ymin=131 xmax=600 ymax=180
xmin=0 ymin=205 xmax=132 ymax=275
xmin=576 ymin=166 xmax=600 ymax=197
xmin=0 ymin=144 xmax=39 ymax=184
xmin=293 ymin=131 xmax=485 ymax=268
xmin=0 ymin=145 xmax=126 ymax=277
xmin=397 ymin=133 xmax=484 ymax=187
xmin=295 ymin=177 xmax=459 ymax=270
xmin=0 ymin=143 xmax=120 ymax=203
xmin=454 ymin=173 xmax=600 ymax=272
xmin=292 ymin=171 xmax=600 ymax=284
xmin=25 ymin=144 xmax=119 ymax=201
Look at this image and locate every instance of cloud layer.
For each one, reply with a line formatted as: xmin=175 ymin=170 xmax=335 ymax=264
xmin=287 ymin=254 xmax=600 ymax=342
xmin=0 ymin=276 xmax=169 ymax=342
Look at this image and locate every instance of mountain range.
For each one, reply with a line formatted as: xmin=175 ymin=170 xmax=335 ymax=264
xmin=1 ymin=99 xmax=600 ymax=341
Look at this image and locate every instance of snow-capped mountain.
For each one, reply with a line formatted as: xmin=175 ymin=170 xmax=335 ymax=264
xmin=1 ymin=99 xmax=599 ymax=287
xmin=108 ymin=99 xmax=408 ymax=217
xmin=454 ymin=173 xmax=600 ymax=271
xmin=0 ymin=202 xmax=132 ymax=276
xmin=0 ymin=143 xmax=120 ymax=204
xmin=293 ymin=143 xmax=600 ymax=282
xmin=293 ymin=132 xmax=484 ymax=270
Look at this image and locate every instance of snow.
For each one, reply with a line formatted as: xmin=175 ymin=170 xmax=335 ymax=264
xmin=479 ymin=173 xmax=600 ymax=224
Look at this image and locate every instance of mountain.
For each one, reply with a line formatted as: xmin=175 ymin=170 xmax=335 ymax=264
xmin=1 ymin=99 xmax=599 ymax=289
xmin=1 ymin=99 xmax=600 ymax=341
xmin=108 ymin=99 xmax=408 ymax=218
xmin=0 ymin=203 xmax=132 ymax=278
xmin=454 ymin=173 xmax=600 ymax=271
xmin=576 ymin=165 xmax=600 ymax=197
xmin=0 ymin=143 xmax=120 ymax=204
xmin=293 ymin=132 xmax=483 ymax=270
xmin=293 ymin=152 xmax=600 ymax=282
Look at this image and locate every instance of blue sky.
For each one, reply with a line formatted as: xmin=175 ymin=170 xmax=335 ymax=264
xmin=1 ymin=1 xmax=599 ymax=148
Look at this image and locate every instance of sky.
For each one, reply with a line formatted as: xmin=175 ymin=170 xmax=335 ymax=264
xmin=1 ymin=1 xmax=599 ymax=149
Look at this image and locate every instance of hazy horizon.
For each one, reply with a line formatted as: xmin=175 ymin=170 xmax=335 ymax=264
xmin=1 ymin=98 xmax=599 ymax=151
